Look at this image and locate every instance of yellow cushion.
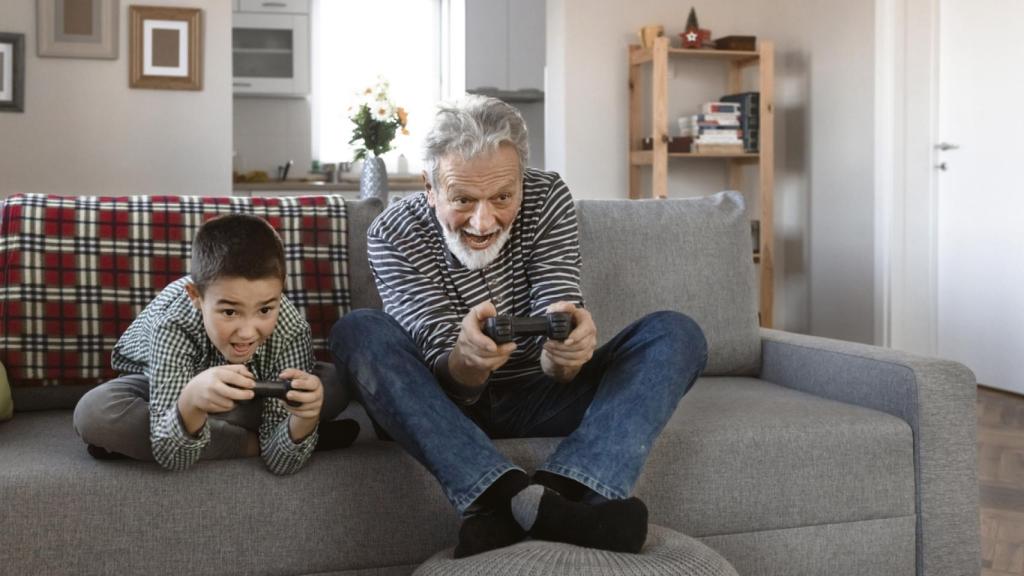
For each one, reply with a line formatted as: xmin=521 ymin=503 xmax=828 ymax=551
xmin=0 ymin=361 xmax=12 ymax=421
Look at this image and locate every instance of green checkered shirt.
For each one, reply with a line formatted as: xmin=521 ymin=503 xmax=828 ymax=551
xmin=112 ymin=276 xmax=318 ymax=475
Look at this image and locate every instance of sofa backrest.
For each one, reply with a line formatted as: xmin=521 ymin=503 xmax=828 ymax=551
xmin=576 ymin=191 xmax=761 ymax=376
xmin=0 ymin=194 xmax=383 ymax=410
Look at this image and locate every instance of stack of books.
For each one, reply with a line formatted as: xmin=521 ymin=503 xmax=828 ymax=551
xmin=678 ymin=102 xmax=745 ymax=153
xmin=720 ymin=92 xmax=760 ymax=152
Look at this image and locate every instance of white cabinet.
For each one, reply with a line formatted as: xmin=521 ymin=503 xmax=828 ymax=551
xmin=232 ymin=12 xmax=309 ymax=97
xmin=239 ymin=0 xmax=309 ymax=14
xmin=465 ymin=0 xmax=545 ymax=98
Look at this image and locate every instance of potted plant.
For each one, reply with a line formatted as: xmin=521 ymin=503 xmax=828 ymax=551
xmin=349 ymin=78 xmax=408 ymax=201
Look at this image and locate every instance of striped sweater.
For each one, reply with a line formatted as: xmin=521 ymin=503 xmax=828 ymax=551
xmin=367 ymin=168 xmax=585 ymax=385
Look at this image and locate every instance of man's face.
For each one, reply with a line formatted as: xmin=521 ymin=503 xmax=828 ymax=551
xmin=185 ymin=276 xmax=283 ymax=364
xmin=426 ymin=144 xmax=522 ymax=270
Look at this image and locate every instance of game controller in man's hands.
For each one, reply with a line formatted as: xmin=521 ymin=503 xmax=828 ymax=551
xmin=251 ymin=379 xmax=301 ymax=407
xmin=483 ymin=312 xmax=574 ymax=344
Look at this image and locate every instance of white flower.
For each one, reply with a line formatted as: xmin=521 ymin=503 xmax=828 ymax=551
xmin=372 ymin=104 xmax=392 ymax=121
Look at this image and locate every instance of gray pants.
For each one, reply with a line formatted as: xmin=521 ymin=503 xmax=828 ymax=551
xmin=73 ymin=362 xmax=349 ymax=461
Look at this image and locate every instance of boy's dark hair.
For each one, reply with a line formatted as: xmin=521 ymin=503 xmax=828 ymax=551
xmin=191 ymin=214 xmax=286 ymax=294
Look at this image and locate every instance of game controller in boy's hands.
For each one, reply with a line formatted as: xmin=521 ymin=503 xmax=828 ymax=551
xmin=250 ymin=379 xmax=302 ymax=407
xmin=483 ymin=312 xmax=575 ymax=344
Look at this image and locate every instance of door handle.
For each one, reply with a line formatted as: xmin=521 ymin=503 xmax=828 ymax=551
xmin=935 ymin=142 xmax=960 ymax=151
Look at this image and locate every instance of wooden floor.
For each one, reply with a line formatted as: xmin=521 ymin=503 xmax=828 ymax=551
xmin=979 ymin=386 xmax=1024 ymax=575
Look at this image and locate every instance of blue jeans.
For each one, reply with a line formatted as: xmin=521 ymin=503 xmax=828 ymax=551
xmin=330 ymin=309 xmax=706 ymax=514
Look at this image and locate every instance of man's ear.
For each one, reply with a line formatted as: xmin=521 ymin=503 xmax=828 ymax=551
xmin=423 ymin=170 xmax=437 ymax=207
xmin=184 ymin=282 xmax=202 ymax=310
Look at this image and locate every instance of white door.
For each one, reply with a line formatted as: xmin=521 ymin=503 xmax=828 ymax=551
xmin=937 ymin=0 xmax=1024 ymax=393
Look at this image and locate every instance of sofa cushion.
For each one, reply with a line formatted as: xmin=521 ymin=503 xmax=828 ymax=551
xmin=0 ymin=195 xmax=380 ymax=405
xmin=575 ymin=191 xmax=760 ymax=376
xmin=0 ymin=377 xmax=914 ymax=575
xmin=638 ymin=377 xmax=916 ymax=536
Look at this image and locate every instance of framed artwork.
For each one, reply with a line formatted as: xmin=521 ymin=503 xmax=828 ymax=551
xmin=37 ymin=0 xmax=119 ymax=59
xmin=0 ymin=33 xmax=25 ymax=113
xmin=129 ymin=6 xmax=202 ymax=91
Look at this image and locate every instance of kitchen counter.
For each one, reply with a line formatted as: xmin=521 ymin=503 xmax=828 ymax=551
xmin=233 ymin=175 xmax=424 ymax=196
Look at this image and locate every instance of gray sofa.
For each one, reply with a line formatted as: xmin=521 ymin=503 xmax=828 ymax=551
xmin=1 ymin=191 xmax=978 ymax=576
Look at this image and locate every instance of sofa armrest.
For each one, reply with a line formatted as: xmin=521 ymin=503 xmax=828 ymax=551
xmin=760 ymin=328 xmax=978 ymax=576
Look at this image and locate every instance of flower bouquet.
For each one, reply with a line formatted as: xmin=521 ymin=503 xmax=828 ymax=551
xmin=348 ymin=77 xmax=409 ymax=161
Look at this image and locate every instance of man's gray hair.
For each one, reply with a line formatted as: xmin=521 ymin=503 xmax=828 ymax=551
xmin=422 ymin=95 xmax=530 ymax=189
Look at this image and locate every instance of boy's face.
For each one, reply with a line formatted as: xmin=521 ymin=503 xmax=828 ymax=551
xmin=185 ymin=276 xmax=284 ymax=365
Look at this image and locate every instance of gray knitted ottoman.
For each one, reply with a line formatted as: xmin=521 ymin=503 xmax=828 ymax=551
xmin=413 ymin=525 xmax=738 ymax=576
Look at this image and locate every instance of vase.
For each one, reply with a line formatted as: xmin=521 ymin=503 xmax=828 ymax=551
xmin=359 ymin=156 xmax=389 ymax=203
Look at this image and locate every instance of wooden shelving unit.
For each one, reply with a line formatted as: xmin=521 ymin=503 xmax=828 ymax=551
xmin=628 ymin=37 xmax=775 ymax=327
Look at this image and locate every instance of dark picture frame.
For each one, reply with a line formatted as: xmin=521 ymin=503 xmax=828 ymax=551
xmin=37 ymin=0 xmax=119 ymax=59
xmin=0 ymin=33 xmax=25 ymax=113
xmin=129 ymin=6 xmax=202 ymax=91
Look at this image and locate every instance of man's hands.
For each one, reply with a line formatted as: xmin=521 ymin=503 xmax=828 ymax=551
xmin=540 ymin=301 xmax=597 ymax=383
xmin=447 ymin=301 xmax=517 ymax=393
xmin=444 ymin=300 xmax=597 ymax=397
xmin=177 ymin=365 xmax=323 ymax=443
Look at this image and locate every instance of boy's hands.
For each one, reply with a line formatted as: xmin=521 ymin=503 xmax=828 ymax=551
xmin=279 ymin=368 xmax=322 ymax=443
xmin=178 ymin=365 xmax=256 ymax=436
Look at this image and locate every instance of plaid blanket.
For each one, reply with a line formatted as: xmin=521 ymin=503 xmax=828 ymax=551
xmin=0 ymin=194 xmax=350 ymax=388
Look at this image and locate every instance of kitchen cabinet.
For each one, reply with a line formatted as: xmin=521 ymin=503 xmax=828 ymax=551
xmin=239 ymin=0 xmax=309 ymax=14
xmin=232 ymin=8 xmax=309 ymax=97
xmin=465 ymin=0 xmax=544 ymax=98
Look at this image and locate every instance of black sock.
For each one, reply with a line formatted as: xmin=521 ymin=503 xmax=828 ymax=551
xmin=476 ymin=469 xmax=530 ymax=514
xmin=523 ymin=488 xmax=649 ymax=553
xmin=453 ymin=509 xmax=526 ymax=558
xmin=86 ymin=444 xmax=129 ymax=461
xmin=314 ymin=419 xmax=360 ymax=451
xmin=453 ymin=470 xmax=530 ymax=558
xmin=533 ymin=470 xmax=588 ymax=501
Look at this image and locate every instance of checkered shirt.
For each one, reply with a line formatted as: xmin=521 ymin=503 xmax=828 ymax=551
xmin=112 ymin=276 xmax=317 ymax=474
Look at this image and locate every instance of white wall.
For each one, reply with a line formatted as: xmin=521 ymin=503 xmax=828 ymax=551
xmin=0 ymin=1 xmax=232 ymax=197
xmin=546 ymin=0 xmax=876 ymax=342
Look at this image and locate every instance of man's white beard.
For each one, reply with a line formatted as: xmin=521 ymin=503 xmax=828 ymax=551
xmin=442 ymin=223 xmax=512 ymax=270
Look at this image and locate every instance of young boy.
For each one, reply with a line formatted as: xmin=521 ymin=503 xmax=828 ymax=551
xmin=74 ymin=213 xmax=356 ymax=474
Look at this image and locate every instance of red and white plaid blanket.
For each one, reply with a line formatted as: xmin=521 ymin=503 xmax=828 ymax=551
xmin=0 ymin=194 xmax=350 ymax=388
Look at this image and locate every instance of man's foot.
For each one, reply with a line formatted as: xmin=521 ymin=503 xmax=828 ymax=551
xmin=314 ymin=419 xmax=361 ymax=451
xmin=512 ymin=486 xmax=649 ymax=553
xmin=453 ymin=509 xmax=527 ymax=558
xmin=86 ymin=444 xmax=129 ymax=461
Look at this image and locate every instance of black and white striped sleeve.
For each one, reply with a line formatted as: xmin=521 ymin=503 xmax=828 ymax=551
xmin=525 ymin=174 xmax=585 ymax=315
xmin=367 ymin=225 xmax=461 ymax=370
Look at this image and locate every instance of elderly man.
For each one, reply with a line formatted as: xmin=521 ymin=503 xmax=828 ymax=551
xmin=330 ymin=96 xmax=706 ymax=557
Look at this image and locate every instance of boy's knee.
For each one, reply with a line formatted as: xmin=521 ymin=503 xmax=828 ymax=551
xmin=72 ymin=386 xmax=110 ymax=443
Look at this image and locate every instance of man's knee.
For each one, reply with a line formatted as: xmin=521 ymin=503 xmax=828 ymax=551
xmin=642 ymin=310 xmax=707 ymax=359
xmin=332 ymin=309 xmax=400 ymax=349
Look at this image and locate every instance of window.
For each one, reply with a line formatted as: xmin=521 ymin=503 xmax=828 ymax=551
xmin=312 ymin=0 xmax=463 ymax=174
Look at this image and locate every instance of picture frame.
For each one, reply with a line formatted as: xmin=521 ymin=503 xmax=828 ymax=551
xmin=129 ymin=6 xmax=202 ymax=91
xmin=37 ymin=0 xmax=119 ymax=59
xmin=0 ymin=33 xmax=25 ymax=113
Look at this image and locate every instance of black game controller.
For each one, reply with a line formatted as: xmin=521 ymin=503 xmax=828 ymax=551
xmin=251 ymin=379 xmax=301 ymax=407
xmin=483 ymin=312 xmax=574 ymax=344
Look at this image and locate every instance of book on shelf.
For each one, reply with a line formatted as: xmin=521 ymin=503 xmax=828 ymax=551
xmin=678 ymin=116 xmax=741 ymax=137
xmin=720 ymin=92 xmax=760 ymax=152
xmin=701 ymin=102 xmax=742 ymax=114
